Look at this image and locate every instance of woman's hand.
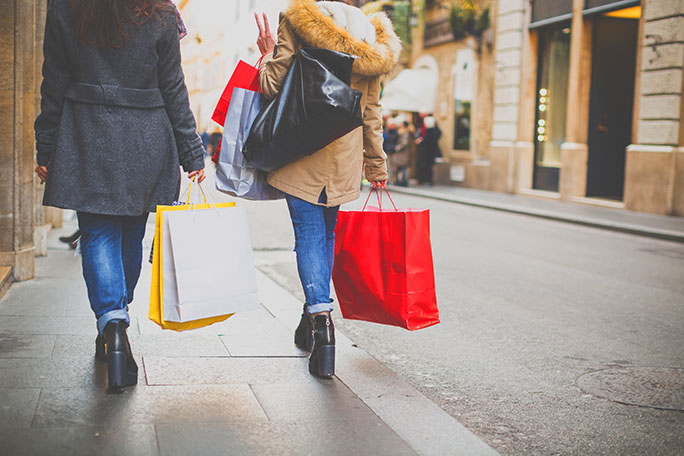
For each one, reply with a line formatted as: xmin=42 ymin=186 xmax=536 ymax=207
xmin=255 ymin=13 xmax=276 ymax=55
xmin=369 ymin=180 xmax=387 ymax=188
xmin=188 ymin=168 xmax=206 ymax=184
xmin=35 ymin=165 xmax=48 ymax=183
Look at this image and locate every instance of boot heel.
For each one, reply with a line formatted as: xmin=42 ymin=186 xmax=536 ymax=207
xmin=126 ymin=357 xmax=138 ymax=385
xmin=107 ymin=351 xmax=127 ymax=388
xmin=311 ymin=345 xmax=335 ymax=379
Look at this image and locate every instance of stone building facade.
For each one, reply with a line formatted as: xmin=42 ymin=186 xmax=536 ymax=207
xmin=483 ymin=0 xmax=683 ymax=215
xmin=0 ymin=0 xmax=62 ymax=294
xmin=381 ymin=0 xmax=496 ymax=185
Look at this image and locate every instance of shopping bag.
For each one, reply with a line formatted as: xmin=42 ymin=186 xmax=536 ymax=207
xmin=216 ymin=87 xmax=284 ymax=200
xmin=332 ymin=186 xmax=439 ymax=331
xmin=243 ymin=48 xmax=362 ymax=172
xmin=149 ymin=181 xmax=259 ymax=331
xmin=211 ymin=59 xmax=262 ymax=127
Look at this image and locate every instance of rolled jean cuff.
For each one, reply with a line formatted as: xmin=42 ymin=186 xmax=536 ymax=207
xmin=307 ymin=302 xmax=333 ymax=314
xmin=97 ymin=309 xmax=130 ymax=335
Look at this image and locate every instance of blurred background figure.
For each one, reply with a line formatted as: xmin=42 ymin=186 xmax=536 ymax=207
xmin=389 ymin=118 xmax=411 ymax=187
xmin=416 ymin=115 xmax=441 ymax=186
xmin=383 ymin=117 xmax=398 ymax=157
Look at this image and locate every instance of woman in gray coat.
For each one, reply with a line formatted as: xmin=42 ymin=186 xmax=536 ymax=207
xmin=34 ymin=0 xmax=205 ymax=390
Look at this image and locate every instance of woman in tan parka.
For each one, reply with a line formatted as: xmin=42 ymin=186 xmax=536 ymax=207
xmin=255 ymin=0 xmax=400 ymax=378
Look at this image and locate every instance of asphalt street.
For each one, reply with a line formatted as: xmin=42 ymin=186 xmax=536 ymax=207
xmin=204 ymin=166 xmax=684 ymax=456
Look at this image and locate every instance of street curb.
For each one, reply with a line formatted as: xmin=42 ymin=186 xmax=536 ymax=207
xmin=256 ymin=270 xmax=500 ymax=456
xmin=385 ymin=185 xmax=684 ymax=244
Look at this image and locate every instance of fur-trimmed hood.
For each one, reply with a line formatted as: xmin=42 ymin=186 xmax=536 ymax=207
xmin=284 ymin=0 xmax=402 ymax=77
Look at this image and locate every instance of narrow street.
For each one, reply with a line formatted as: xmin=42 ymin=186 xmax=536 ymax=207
xmin=225 ymin=172 xmax=684 ymax=455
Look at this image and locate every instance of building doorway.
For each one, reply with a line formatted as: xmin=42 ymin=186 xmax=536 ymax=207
xmin=585 ymin=14 xmax=638 ymax=200
xmin=533 ymin=25 xmax=571 ymax=192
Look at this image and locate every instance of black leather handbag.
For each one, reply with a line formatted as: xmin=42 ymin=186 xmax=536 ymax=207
xmin=243 ymin=47 xmax=363 ymax=172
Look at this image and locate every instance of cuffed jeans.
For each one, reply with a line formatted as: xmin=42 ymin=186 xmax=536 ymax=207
xmin=285 ymin=193 xmax=339 ymax=314
xmin=77 ymin=212 xmax=149 ymax=335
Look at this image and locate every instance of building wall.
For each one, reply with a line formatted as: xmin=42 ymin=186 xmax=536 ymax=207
xmin=0 ymin=0 xmax=50 ymax=283
xmin=409 ymin=0 xmax=496 ymax=186
xmin=482 ymin=0 xmax=684 ymax=215
xmin=179 ymin=0 xmax=288 ymax=133
xmin=625 ymin=0 xmax=684 ymax=214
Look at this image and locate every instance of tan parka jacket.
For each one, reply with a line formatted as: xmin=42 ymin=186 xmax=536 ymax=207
xmin=259 ymin=0 xmax=401 ymax=207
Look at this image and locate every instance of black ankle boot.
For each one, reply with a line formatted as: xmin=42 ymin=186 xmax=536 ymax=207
xmin=103 ymin=320 xmax=138 ymax=390
xmin=95 ymin=334 xmax=105 ymax=362
xmin=294 ymin=304 xmax=313 ymax=352
xmin=309 ymin=314 xmax=335 ymax=379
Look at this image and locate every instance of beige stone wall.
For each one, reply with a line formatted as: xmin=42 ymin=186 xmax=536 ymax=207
xmin=636 ymin=0 xmax=683 ymax=146
xmin=491 ymin=0 xmax=525 ymax=145
xmin=412 ymin=0 xmax=496 ymax=186
xmin=625 ymin=0 xmax=684 ymax=215
xmin=0 ymin=0 xmax=48 ymax=281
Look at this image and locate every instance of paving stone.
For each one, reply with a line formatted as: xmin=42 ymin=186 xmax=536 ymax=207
xmin=0 ymin=424 xmax=159 ymax=456
xmin=219 ymin=331 xmax=305 ymax=357
xmin=32 ymin=385 xmax=267 ymax=428
xmin=0 ymin=357 xmax=105 ymax=388
xmin=156 ymin=420 xmax=417 ymax=456
xmin=139 ymin=334 xmax=230 ymax=357
xmin=0 ymin=316 xmax=94 ymax=335
xmin=143 ymin=357 xmax=313 ymax=385
xmin=250 ymin=381 xmax=383 ymax=423
xmin=0 ymin=388 xmax=41 ymax=428
xmin=0 ymin=334 xmax=56 ymax=358
xmin=0 ymin=280 xmax=72 ymax=316
xmin=217 ymin=307 xmax=293 ymax=336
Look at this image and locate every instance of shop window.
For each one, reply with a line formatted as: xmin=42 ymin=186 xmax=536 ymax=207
xmin=534 ymin=26 xmax=570 ymax=171
xmin=452 ymin=49 xmax=476 ymax=151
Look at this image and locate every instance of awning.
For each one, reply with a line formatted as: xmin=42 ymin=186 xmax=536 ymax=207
xmin=381 ymin=67 xmax=438 ymax=113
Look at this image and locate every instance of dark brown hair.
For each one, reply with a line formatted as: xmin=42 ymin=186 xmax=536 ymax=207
xmin=68 ymin=0 xmax=174 ymax=48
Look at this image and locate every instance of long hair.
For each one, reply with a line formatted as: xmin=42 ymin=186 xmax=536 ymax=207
xmin=68 ymin=0 xmax=174 ymax=49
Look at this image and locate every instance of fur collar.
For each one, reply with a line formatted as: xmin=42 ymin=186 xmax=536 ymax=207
xmin=284 ymin=0 xmax=401 ymax=77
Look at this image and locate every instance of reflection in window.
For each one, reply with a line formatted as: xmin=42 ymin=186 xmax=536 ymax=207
xmin=453 ymin=49 xmax=475 ymax=151
xmin=454 ymin=101 xmax=471 ymax=150
xmin=534 ymin=27 xmax=570 ymax=168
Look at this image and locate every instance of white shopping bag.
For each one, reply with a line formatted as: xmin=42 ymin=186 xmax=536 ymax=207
xmin=216 ymin=87 xmax=284 ymax=200
xmin=161 ymin=205 xmax=260 ymax=322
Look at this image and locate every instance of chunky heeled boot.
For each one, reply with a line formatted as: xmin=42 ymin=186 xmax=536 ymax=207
xmin=309 ymin=314 xmax=335 ymax=379
xmin=294 ymin=304 xmax=313 ymax=352
xmin=103 ymin=320 xmax=138 ymax=390
xmin=95 ymin=334 xmax=106 ymax=362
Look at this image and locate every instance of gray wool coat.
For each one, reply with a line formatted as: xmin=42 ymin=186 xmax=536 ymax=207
xmin=34 ymin=0 xmax=205 ymax=216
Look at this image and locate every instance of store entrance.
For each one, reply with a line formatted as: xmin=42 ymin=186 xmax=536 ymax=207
xmin=585 ymin=15 xmax=638 ymax=200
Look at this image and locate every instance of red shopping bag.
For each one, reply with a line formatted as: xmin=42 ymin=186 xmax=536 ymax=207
xmin=211 ymin=58 xmax=263 ymax=127
xmin=332 ymin=186 xmax=439 ymax=330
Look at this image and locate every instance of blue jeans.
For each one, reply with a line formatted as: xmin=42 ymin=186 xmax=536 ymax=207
xmin=285 ymin=193 xmax=339 ymax=314
xmin=77 ymin=212 xmax=149 ymax=334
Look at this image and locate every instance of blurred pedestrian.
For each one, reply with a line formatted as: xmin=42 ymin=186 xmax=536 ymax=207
xmin=255 ymin=0 xmax=400 ymax=378
xmin=34 ymin=0 xmax=205 ymax=390
xmin=383 ymin=117 xmax=399 ymax=156
xmin=390 ymin=120 xmax=411 ymax=186
xmin=416 ymin=115 xmax=441 ymax=186
xmin=59 ymin=229 xmax=81 ymax=249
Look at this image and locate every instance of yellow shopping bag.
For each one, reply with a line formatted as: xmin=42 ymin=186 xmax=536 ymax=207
xmin=149 ymin=179 xmax=236 ymax=331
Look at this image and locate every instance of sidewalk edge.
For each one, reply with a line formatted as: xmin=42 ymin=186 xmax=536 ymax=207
xmin=255 ymin=270 xmax=500 ymax=456
xmin=386 ymin=186 xmax=684 ymax=244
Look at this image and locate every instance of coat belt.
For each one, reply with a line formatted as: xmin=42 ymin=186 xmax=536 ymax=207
xmin=64 ymin=83 xmax=166 ymax=109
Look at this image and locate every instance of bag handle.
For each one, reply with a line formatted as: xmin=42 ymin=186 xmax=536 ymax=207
xmin=256 ymin=53 xmax=266 ymax=67
xmin=186 ymin=176 xmax=208 ymax=206
xmin=362 ymin=182 xmax=397 ymax=212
